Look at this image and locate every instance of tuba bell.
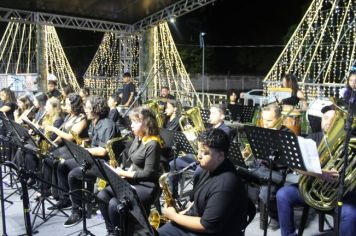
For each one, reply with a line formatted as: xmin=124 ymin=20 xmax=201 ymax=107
xmin=298 ymin=100 xmax=356 ymax=211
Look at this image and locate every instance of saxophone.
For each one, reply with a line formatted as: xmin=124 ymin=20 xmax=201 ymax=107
xmin=70 ymin=130 xmax=89 ymax=148
xmin=149 ymin=162 xmax=198 ymax=229
xmin=39 ymin=113 xmax=54 ymax=155
xmin=298 ymin=100 xmax=356 ymax=211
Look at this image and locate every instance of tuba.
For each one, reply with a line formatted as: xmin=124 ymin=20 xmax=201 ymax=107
xmin=179 ymin=107 xmax=205 ymax=152
xmin=298 ymin=101 xmax=356 ymax=211
xmin=144 ymin=99 xmax=164 ymax=128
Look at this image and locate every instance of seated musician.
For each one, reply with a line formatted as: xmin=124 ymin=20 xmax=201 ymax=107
xmin=342 ymin=69 xmax=356 ymax=113
xmin=276 ymin=103 xmax=356 ymax=236
xmin=43 ymin=93 xmax=88 ymax=205
xmin=97 ymin=107 xmax=162 ymax=236
xmin=14 ymin=95 xmax=34 ymax=124
xmin=46 ymin=80 xmax=61 ymax=99
xmin=168 ymin=104 xmax=231 ymax=198
xmin=158 ymin=128 xmax=248 ymax=236
xmin=32 ymin=92 xmax=48 ymax=125
xmin=79 ymin=87 xmax=90 ymax=104
xmin=249 ymin=104 xmax=290 ymax=229
xmin=281 ymin=73 xmax=307 ymax=110
xmin=107 ymin=92 xmax=122 ymax=123
xmin=61 ymin=95 xmax=118 ymax=227
xmin=60 ymin=85 xmax=73 ymax=113
xmin=14 ymin=97 xmax=64 ymax=187
xmin=0 ymin=88 xmax=17 ymax=121
xmin=163 ymin=99 xmax=181 ymax=131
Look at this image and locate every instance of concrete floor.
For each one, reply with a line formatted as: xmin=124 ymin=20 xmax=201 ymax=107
xmin=1 ymin=171 xmax=335 ymax=236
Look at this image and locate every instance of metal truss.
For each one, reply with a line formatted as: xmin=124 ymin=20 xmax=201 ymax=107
xmin=132 ymin=0 xmax=217 ymax=31
xmin=0 ymin=7 xmax=133 ymax=33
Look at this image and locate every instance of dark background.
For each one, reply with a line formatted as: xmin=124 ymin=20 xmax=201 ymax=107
xmin=0 ymin=0 xmax=310 ymax=82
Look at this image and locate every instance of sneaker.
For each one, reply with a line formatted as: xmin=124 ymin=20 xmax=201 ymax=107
xmin=47 ymin=199 xmax=72 ymax=210
xmin=269 ymin=218 xmax=280 ymax=231
xmin=63 ymin=211 xmax=82 ymax=228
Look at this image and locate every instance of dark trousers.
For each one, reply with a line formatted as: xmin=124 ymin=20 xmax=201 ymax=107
xmin=277 ymin=184 xmax=356 ymax=236
xmin=57 ymin=158 xmax=79 ymax=200
xmin=42 ymin=158 xmax=61 ymax=196
xmin=13 ymin=145 xmax=38 ymax=172
xmin=97 ymin=183 xmax=157 ymax=233
xmin=158 ymin=222 xmax=200 ymax=236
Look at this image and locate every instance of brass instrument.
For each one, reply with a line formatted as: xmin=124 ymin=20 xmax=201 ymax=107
xmin=298 ymin=100 xmax=356 ymax=211
xmin=38 ymin=112 xmax=54 ymax=154
xmin=179 ymin=107 xmax=205 ymax=152
xmin=144 ymin=99 xmax=164 ymax=128
xmin=70 ymin=130 xmax=89 ymax=148
xmin=149 ymin=162 xmax=198 ymax=229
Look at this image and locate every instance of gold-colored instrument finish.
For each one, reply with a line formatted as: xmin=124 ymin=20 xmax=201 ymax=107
xmin=144 ymin=99 xmax=164 ymax=128
xmin=298 ymin=100 xmax=356 ymax=211
xmin=178 ymin=106 xmax=205 ymax=152
xmin=70 ymin=130 xmax=89 ymax=148
xmin=149 ymin=172 xmax=179 ymax=229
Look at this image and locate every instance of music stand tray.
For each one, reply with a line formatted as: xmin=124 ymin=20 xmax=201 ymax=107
xmin=239 ymin=105 xmax=256 ymax=123
xmin=173 ymin=131 xmax=196 ymax=155
xmin=96 ymin=160 xmax=154 ymax=236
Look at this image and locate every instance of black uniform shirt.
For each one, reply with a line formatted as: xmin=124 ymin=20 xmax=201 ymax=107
xmin=88 ymin=117 xmax=117 ymax=149
xmin=187 ymin=158 xmax=248 ymax=236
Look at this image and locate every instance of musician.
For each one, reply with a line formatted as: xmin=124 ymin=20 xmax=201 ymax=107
xmin=107 ymin=92 xmax=122 ymax=123
xmin=119 ymin=72 xmax=135 ymax=107
xmin=281 ymin=73 xmax=307 ymax=110
xmin=0 ymin=88 xmax=17 ymax=120
xmin=97 ymin=107 xmax=161 ymax=235
xmin=46 ymin=80 xmax=61 ymax=99
xmin=207 ymin=104 xmax=231 ymax=137
xmin=158 ymin=128 xmax=248 ymax=236
xmin=160 ymin=86 xmax=175 ymax=100
xmin=62 ymin=95 xmax=117 ymax=227
xmin=163 ymin=99 xmax=181 ymax=131
xmin=14 ymin=95 xmax=34 ymax=123
xmin=79 ymin=87 xmax=90 ymax=104
xmin=14 ymin=97 xmax=64 ymax=187
xmin=276 ymin=105 xmax=356 ymax=236
xmin=60 ymin=85 xmax=73 ymax=112
xmin=168 ymin=104 xmax=231 ymax=198
xmin=342 ymin=70 xmax=356 ymax=113
xmin=44 ymin=93 xmax=88 ymax=205
xmin=226 ymin=89 xmax=240 ymax=121
xmin=33 ymin=92 xmax=48 ymax=125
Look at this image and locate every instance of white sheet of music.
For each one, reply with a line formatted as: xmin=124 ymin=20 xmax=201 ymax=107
xmin=297 ymin=137 xmax=322 ymax=174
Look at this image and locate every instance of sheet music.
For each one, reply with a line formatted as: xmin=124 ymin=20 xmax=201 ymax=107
xmin=297 ymin=136 xmax=322 ymax=174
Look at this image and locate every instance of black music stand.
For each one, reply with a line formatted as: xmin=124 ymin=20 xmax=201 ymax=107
xmin=200 ymin=109 xmax=210 ymax=124
xmin=173 ymin=131 xmax=196 ymax=155
xmin=243 ymin=126 xmax=307 ymax=236
xmin=239 ymin=105 xmax=256 ymax=123
xmin=95 ymin=160 xmax=154 ymax=236
xmin=63 ymin=139 xmax=97 ymax=236
xmin=22 ymin=118 xmax=58 ymax=148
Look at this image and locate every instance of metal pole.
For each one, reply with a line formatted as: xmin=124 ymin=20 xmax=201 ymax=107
xmin=200 ymin=32 xmax=206 ymax=108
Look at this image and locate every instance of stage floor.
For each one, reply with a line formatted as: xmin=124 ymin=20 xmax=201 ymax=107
xmin=1 ymin=173 xmax=335 ymax=236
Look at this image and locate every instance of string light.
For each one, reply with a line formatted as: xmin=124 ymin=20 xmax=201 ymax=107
xmin=264 ymin=0 xmax=355 ymax=101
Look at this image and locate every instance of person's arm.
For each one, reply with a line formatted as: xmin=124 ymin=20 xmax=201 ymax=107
xmin=46 ymin=118 xmax=87 ymax=141
xmin=297 ymin=90 xmax=308 ymax=110
xmin=296 ymin=169 xmax=339 ymax=182
xmin=162 ymin=207 xmax=206 ymax=232
xmin=87 ymin=122 xmax=116 ymax=158
xmin=87 ymin=146 xmax=107 ymax=157
xmin=0 ymin=105 xmax=11 ymax=113
xmin=124 ymin=84 xmax=135 ymax=106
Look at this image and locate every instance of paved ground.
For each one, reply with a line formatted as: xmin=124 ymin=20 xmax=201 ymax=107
xmin=0 ymin=171 xmax=336 ymax=236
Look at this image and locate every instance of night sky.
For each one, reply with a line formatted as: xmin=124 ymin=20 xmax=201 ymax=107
xmin=0 ymin=0 xmax=310 ymax=83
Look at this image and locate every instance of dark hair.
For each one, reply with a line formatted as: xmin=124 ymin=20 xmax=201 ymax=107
xmin=80 ymin=87 xmax=90 ymax=96
xmin=283 ymin=73 xmax=299 ymax=97
xmin=34 ymin=92 xmax=48 ymax=107
xmin=88 ymin=95 xmax=110 ymax=119
xmin=17 ymin=95 xmax=33 ymax=112
xmin=123 ymin=72 xmax=131 ymax=78
xmin=261 ymin=104 xmax=282 ymax=119
xmin=227 ymin=89 xmax=239 ymax=103
xmin=166 ymin=99 xmax=182 ymax=116
xmin=197 ymin=128 xmax=230 ymax=155
xmin=109 ymin=92 xmax=122 ymax=105
xmin=0 ymin=88 xmax=16 ymax=103
xmin=129 ymin=107 xmax=159 ymax=136
xmin=48 ymin=80 xmax=57 ymax=86
xmin=344 ymin=70 xmax=356 ymax=101
xmin=68 ymin=93 xmax=84 ymax=115
xmin=161 ymin=86 xmax=170 ymax=91
xmin=62 ymin=85 xmax=74 ymax=96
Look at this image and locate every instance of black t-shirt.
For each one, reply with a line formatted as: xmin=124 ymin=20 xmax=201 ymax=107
xmin=227 ymin=103 xmax=241 ymax=121
xmin=108 ymin=108 xmax=120 ymax=123
xmin=88 ymin=118 xmax=118 ymax=156
xmin=2 ymin=102 xmax=17 ymax=120
xmin=47 ymin=89 xmax=61 ymax=98
xmin=164 ymin=115 xmax=181 ymax=131
xmin=121 ymin=82 xmax=135 ymax=105
xmin=187 ymin=158 xmax=248 ymax=236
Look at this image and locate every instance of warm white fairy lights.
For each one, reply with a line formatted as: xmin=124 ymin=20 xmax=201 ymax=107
xmin=264 ymin=0 xmax=355 ymax=100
